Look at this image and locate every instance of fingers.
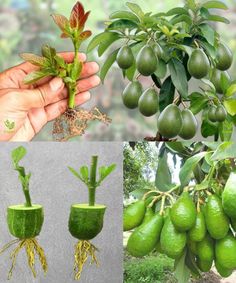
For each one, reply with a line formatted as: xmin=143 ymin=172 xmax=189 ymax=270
xmin=77 ymin=75 xmax=100 ymax=93
xmin=45 ymin=91 xmax=91 ymax=121
xmin=80 ymin=62 xmax=100 ymax=79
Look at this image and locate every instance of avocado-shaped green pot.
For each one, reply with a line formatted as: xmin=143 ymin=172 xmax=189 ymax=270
xmin=7 ymin=204 xmax=44 ymax=239
xmin=69 ymin=204 xmax=106 ymax=240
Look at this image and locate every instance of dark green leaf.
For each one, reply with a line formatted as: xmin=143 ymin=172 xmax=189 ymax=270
xmin=100 ymin=48 xmax=120 ymax=83
xmin=185 ymin=250 xmax=201 ymax=277
xmin=168 ymin=58 xmax=188 ymax=98
xmin=151 ymin=74 xmax=162 ymax=88
xmin=170 ymin=14 xmax=192 ymax=25
xmin=204 ymin=14 xmax=230 ymax=24
xmin=211 ymin=142 xmax=236 ymax=160
xmin=155 ymin=150 xmax=172 ymax=191
xmin=179 ymin=152 xmax=207 ymax=186
xmin=154 ymin=59 xmax=167 ymax=79
xmin=110 ymin=10 xmax=140 ymax=23
xmin=166 ymin=7 xmax=189 ymax=16
xmin=159 ymin=76 xmax=175 ymax=112
xmin=98 ymin=33 xmax=121 ymax=57
xmin=189 ymin=92 xmax=208 ymax=114
xmin=201 ymin=113 xmax=219 ymax=138
xmin=199 ymin=24 xmax=215 ymax=46
xmin=107 ymin=19 xmax=138 ymax=31
xmin=87 ymin=32 xmax=119 ymax=53
xmin=126 ymin=2 xmax=144 ymax=20
xmin=202 ymin=1 xmax=228 ymax=10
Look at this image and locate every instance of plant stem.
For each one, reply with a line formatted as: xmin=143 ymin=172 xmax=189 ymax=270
xmin=88 ymin=156 xmax=98 ymax=206
xmin=23 ymin=186 xmax=32 ymax=207
xmin=68 ymin=83 xmax=76 ymax=109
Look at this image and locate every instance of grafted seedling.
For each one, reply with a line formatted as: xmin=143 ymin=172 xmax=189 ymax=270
xmin=68 ymin=155 xmax=116 ymax=280
xmin=0 ymin=146 xmax=47 ymax=279
xmin=20 ymin=2 xmax=111 ymax=141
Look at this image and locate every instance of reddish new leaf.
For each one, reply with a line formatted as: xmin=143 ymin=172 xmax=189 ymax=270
xmin=79 ymin=11 xmax=90 ymax=28
xmin=79 ymin=30 xmax=92 ymax=40
xmin=61 ymin=32 xmax=70 ymax=38
xmin=51 ymin=14 xmax=69 ymax=32
xmin=20 ymin=53 xmax=48 ymax=67
xmin=70 ymin=1 xmax=85 ymax=28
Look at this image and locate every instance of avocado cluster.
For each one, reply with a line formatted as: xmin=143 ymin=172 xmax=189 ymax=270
xmin=124 ymin=173 xmax=236 ymax=278
xmin=157 ymin=104 xmax=198 ymax=140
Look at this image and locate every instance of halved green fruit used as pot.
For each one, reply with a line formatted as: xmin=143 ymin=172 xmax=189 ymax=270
xmin=69 ymin=204 xmax=106 ymax=240
xmin=127 ymin=214 xmax=163 ymax=257
xmin=7 ymin=204 xmax=44 ymax=239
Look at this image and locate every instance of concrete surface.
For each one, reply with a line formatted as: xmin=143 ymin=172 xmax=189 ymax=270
xmin=0 ymin=142 xmax=123 ymax=283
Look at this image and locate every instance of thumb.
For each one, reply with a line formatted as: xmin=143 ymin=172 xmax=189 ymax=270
xmin=21 ymin=77 xmax=65 ymax=109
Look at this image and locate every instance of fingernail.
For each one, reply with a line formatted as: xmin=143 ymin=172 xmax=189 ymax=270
xmin=49 ymin=77 xmax=63 ymax=92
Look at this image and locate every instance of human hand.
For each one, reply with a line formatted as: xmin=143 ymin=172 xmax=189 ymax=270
xmin=0 ymin=52 xmax=100 ymax=141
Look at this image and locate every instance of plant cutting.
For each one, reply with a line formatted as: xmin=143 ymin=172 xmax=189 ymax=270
xmin=124 ymin=141 xmax=236 ymax=281
xmin=68 ymin=155 xmax=116 ymax=280
xmin=88 ymin=0 xmax=236 ymax=141
xmin=0 ymin=146 xmax=47 ymax=279
xmin=20 ymin=1 xmax=110 ymax=141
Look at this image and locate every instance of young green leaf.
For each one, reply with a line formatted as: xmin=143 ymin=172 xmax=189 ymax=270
xmin=107 ymin=19 xmax=138 ymax=31
xmin=155 ymin=150 xmax=172 ymax=191
xmin=199 ymin=24 xmax=215 ymax=46
xmin=12 ymin=146 xmax=27 ymax=168
xmin=168 ymin=58 xmax=188 ymax=98
xmin=166 ymin=7 xmax=189 ymax=16
xmin=54 ymin=55 xmax=66 ymax=68
xmin=170 ymin=14 xmax=192 ymax=25
xmin=97 ymin=33 xmax=121 ymax=57
xmin=226 ymin=84 xmax=236 ymax=97
xmin=41 ymin=44 xmax=57 ymax=64
xmin=20 ymin=53 xmax=48 ymax=67
xmin=219 ymin=118 xmax=233 ymax=141
xmin=97 ymin=164 xmax=116 ymax=185
xmin=203 ymin=14 xmax=230 ymax=24
xmin=211 ymin=142 xmax=236 ymax=160
xmin=80 ymin=166 xmax=89 ymax=182
xmin=68 ymin=166 xmax=85 ymax=183
xmin=223 ymin=99 xmax=236 ymax=116
xmin=23 ymin=70 xmax=52 ymax=85
xmin=126 ymin=2 xmax=144 ymax=20
xmin=109 ymin=10 xmax=140 ymax=23
xmin=87 ymin=32 xmax=119 ymax=53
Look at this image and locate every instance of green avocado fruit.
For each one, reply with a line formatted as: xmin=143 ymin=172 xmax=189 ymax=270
xmin=157 ymin=104 xmax=183 ymax=139
xmin=170 ymin=192 xmax=197 ymax=232
xmin=136 ymin=45 xmax=158 ymax=76
xmin=196 ymin=234 xmax=214 ymax=263
xmin=204 ymin=195 xmax=229 ymax=239
xmin=152 ymin=43 xmax=164 ymax=59
xmin=123 ymin=200 xmax=146 ymax=231
xmin=215 ymin=260 xmax=233 ymax=278
xmin=142 ymin=207 xmax=155 ymax=225
xmin=122 ymin=81 xmax=143 ymax=109
xmin=215 ymin=233 xmax=236 ymax=269
xmin=178 ymin=109 xmax=198 ymax=140
xmin=189 ymin=209 xmax=206 ymax=242
xmin=208 ymin=106 xmax=217 ymax=122
xmin=222 ymin=172 xmax=236 ymax=219
xmin=138 ymin=88 xmax=159 ymax=117
xmin=215 ymin=105 xmax=227 ymax=122
xmin=187 ymin=49 xmax=210 ymax=79
xmin=211 ymin=69 xmax=231 ymax=94
xmin=196 ymin=258 xmax=213 ymax=272
xmin=231 ymin=218 xmax=236 ymax=232
xmin=116 ymin=45 xmax=134 ymax=69
xmin=127 ymin=214 xmax=164 ymax=257
xmin=216 ymin=42 xmax=233 ymax=71
xmin=160 ymin=216 xmax=186 ymax=259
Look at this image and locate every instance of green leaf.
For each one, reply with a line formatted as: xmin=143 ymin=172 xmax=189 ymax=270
xmin=154 ymin=59 xmax=167 ymax=79
xmin=98 ymin=164 xmax=116 ymax=184
xmin=23 ymin=70 xmax=51 ymax=85
xmin=100 ymin=48 xmax=120 ymax=83
xmin=226 ymin=84 xmax=236 ymax=97
xmin=189 ymin=92 xmax=208 ymax=114
xmin=204 ymin=14 xmax=230 ymax=24
xmin=130 ymin=188 xmax=151 ymax=199
xmin=202 ymin=1 xmax=228 ymax=10
xmin=170 ymin=14 xmax=192 ymax=25
xmin=155 ymin=150 xmax=172 ymax=191
xmin=126 ymin=2 xmax=144 ymax=20
xmin=199 ymin=24 xmax=215 ymax=46
xmin=166 ymin=7 xmax=189 ymax=16
xmin=12 ymin=146 xmax=26 ymax=168
xmin=98 ymin=33 xmax=121 ymax=57
xmin=179 ymin=152 xmax=207 ymax=186
xmin=219 ymin=118 xmax=233 ymax=141
xmin=110 ymin=10 xmax=140 ymax=23
xmin=54 ymin=55 xmax=66 ymax=68
xmin=201 ymin=114 xmax=219 ymax=138
xmin=201 ymin=78 xmax=216 ymax=92
xmin=168 ymin=58 xmax=188 ymax=98
xmin=185 ymin=250 xmax=201 ymax=277
xmin=224 ymin=99 xmax=236 ymax=116
xmin=211 ymin=142 xmax=236 ymax=160
xmin=20 ymin=53 xmax=48 ymax=67
xmin=80 ymin=166 xmax=89 ymax=182
xmin=87 ymin=32 xmax=118 ymax=53
xmin=200 ymin=40 xmax=216 ymax=59
xmin=174 ymin=250 xmax=191 ymax=283
xmin=159 ymin=76 xmax=175 ymax=112
xmin=41 ymin=44 xmax=56 ymax=64
xmin=107 ymin=19 xmax=138 ymax=31
xmin=71 ymin=60 xmax=82 ymax=81
xmin=68 ymin=166 xmax=84 ymax=182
